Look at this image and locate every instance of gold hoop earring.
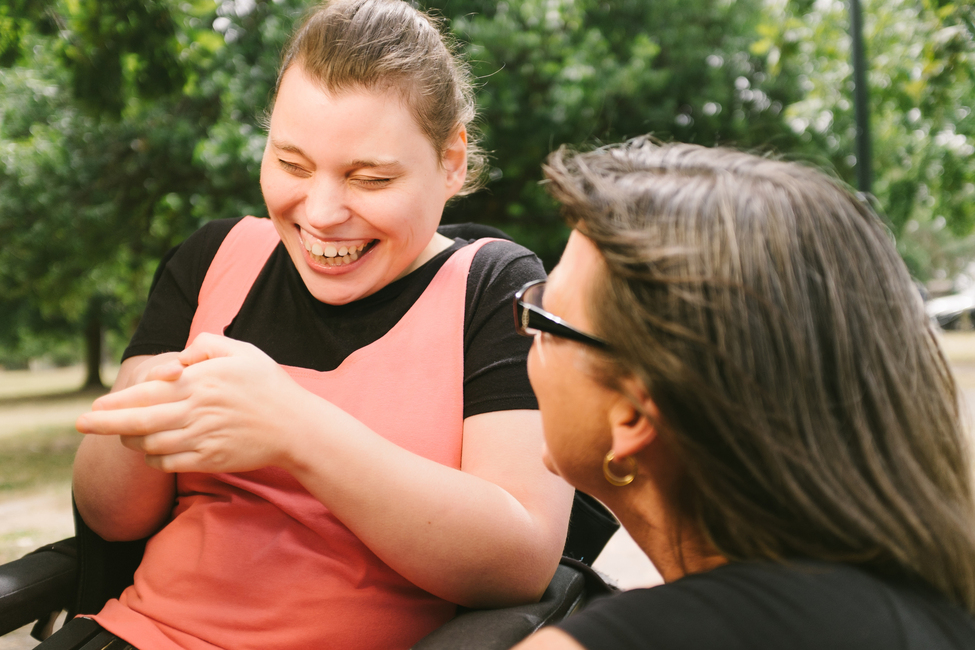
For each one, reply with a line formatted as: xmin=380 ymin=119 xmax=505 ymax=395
xmin=603 ymin=450 xmax=636 ymax=487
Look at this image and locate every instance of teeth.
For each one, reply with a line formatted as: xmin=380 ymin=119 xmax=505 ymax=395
xmin=304 ymin=238 xmax=371 ymax=265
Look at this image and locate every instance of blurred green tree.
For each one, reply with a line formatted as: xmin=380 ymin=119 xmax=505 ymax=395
xmin=755 ymin=0 xmax=975 ymax=283
xmin=1 ymin=0 xmax=973 ymax=384
xmin=435 ymin=0 xmax=809 ymax=265
xmin=0 ymin=0 xmax=302 ymax=384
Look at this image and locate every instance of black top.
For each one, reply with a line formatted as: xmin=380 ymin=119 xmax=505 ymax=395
xmin=124 ymin=218 xmax=543 ymax=419
xmin=559 ymin=560 xmax=975 ymax=650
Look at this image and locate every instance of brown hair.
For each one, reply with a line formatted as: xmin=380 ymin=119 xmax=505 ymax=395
xmin=274 ymin=0 xmax=485 ymax=195
xmin=543 ymin=137 xmax=975 ymax=613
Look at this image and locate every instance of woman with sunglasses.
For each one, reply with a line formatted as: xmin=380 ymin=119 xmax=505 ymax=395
xmin=513 ymin=139 xmax=975 ymax=649
xmin=69 ymin=2 xmax=573 ymax=648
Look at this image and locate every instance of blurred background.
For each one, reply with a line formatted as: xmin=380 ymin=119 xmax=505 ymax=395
xmin=0 ymin=0 xmax=973 ymax=383
xmin=0 ymin=0 xmax=974 ymax=645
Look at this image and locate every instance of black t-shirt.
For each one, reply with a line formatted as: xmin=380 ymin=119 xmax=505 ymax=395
xmin=124 ymin=218 xmax=542 ymax=419
xmin=559 ymin=560 xmax=975 ymax=649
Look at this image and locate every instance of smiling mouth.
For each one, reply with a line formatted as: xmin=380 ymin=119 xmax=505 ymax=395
xmin=302 ymin=237 xmax=377 ymax=266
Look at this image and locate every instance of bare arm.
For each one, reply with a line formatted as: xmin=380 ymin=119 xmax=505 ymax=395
xmin=76 ymin=334 xmax=574 ymax=607
xmin=512 ymin=628 xmax=587 ymax=650
xmin=72 ymin=354 xmax=178 ymax=541
xmin=287 ymin=407 xmax=573 ymax=607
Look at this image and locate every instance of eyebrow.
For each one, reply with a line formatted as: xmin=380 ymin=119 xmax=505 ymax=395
xmin=270 ymin=139 xmax=307 ymax=157
xmin=347 ymin=158 xmax=403 ymax=170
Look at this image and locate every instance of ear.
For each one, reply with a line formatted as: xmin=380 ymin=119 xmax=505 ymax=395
xmin=441 ymin=126 xmax=468 ymax=198
xmin=608 ymin=376 xmax=658 ymax=459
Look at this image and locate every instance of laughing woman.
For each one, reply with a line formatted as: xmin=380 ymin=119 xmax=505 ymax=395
xmin=71 ymin=2 xmax=573 ymax=648
xmin=514 ymin=139 xmax=975 ymax=649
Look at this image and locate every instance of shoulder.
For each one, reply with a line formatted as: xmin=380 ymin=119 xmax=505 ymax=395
xmin=467 ymin=238 xmax=545 ymax=291
xmin=186 ymin=217 xmax=243 ymax=257
xmin=459 ymin=238 xmax=544 ymax=329
xmin=557 ymin=561 xmax=975 ymax=650
xmin=469 ymin=237 xmax=542 ymax=267
xmin=162 ymin=217 xmax=242 ymax=278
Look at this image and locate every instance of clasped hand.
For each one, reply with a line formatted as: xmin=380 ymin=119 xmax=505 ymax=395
xmin=76 ymin=334 xmax=302 ymax=474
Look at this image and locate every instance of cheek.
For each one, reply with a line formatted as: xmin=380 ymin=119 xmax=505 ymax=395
xmin=259 ymin=150 xmax=275 ymax=196
xmin=260 ymin=170 xmax=283 ymax=213
xmin=526 ymin=335 xmax=547 ymax=384
xmin=528 ymin=344 xmax=571 ymax=467
xmin=540 ymin=439 xmax=561 ymax=477
xmin=259 ymin=164 xmax=301 ymax=217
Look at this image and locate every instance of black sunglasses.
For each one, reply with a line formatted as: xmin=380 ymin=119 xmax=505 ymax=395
xmin=513 ymin=280 xmax=610 ymax=350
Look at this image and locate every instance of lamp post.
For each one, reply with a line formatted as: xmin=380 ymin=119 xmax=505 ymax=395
xmin=849 ymin=0 xmax=872 ymax=194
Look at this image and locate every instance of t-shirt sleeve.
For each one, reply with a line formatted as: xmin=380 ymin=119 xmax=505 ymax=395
xmin=122 ymin=218 xmax=239 ymax=361
xmin=462 ymin=240 xmax=545 ymax=419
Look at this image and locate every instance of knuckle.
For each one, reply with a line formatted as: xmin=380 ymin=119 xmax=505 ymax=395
xmin=133 ymin=413 xmax=154 ymax=436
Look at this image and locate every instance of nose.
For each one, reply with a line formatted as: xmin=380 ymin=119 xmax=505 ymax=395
xmin=304 ymin=176 xmax=352 ymax=230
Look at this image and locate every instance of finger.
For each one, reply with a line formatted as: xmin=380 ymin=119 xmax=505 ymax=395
xmin=145 ymin=450 xmax=203 ymax=474
xmin=144 ymin=359 xmax=186 ymax=382
xmin=77 ymin=401 xmax=188 ymax=437
xmin=92 ymin=378 xmax=186 ymax=412
xmin=180 ymin=333 xmax=243 ymax=366
xmin=120 ymin=429 xmax=189 ymax=456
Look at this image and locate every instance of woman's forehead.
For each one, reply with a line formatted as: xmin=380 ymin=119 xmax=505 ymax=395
xmin=548 ymin=232 xmax=602 ymax=321
xmin=268 ymin=67 xmax=436 ymax=163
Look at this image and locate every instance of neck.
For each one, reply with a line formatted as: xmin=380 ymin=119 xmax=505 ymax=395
xmin=607 ymin=477 xmax=727 ymax=583
xmin=396 ymin=232 xmax=453 ymax=280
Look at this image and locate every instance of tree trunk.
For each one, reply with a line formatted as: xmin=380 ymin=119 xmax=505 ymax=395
xmin=83 ymin=298 xmax=104 ymax=389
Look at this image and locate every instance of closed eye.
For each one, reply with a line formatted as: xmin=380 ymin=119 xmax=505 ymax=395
xmin=354 ymin=177 xmax=393 ymax=188
xmin=278 ymin=159 xmax=309 ymax=175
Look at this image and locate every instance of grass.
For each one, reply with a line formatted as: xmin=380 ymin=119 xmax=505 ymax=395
xmin=0 ymin=365 xmax=111 ymax=498
xmin=0 ymin=425 xmax=80 ymax=493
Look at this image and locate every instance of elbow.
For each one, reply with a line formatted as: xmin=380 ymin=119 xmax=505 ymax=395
xmin=455 ymin=551 xmax=561 ymax=609
xmin=76 ymin=502 xmax=170 ymax=542
xmin=93 ymin=519 xmax=165 ymax=543
xmin=73 ymin=476 xmax=175 ymax=542
xmin=457 ymin=575 xmax=552 ymax=610
xmin=457 ymin=515 xmax=569 ymax=608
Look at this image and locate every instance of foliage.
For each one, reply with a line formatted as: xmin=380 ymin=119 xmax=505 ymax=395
xmin=0 ymin=0 xmax=305 ymax=371
xmin=756 ymin=0 xmax=975 ymax=282
xmin=1 ymin=0 xmax=974 ymax=370
xmin=436 ymin=0 xmax=810 ymax=265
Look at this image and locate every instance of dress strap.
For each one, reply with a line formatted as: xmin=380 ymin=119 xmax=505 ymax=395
xmin=186 ymin=217 xmax=280 ymax=345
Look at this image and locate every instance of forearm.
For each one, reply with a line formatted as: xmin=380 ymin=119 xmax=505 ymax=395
xmin=282 ymin=403 xmax=573 ymax=608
